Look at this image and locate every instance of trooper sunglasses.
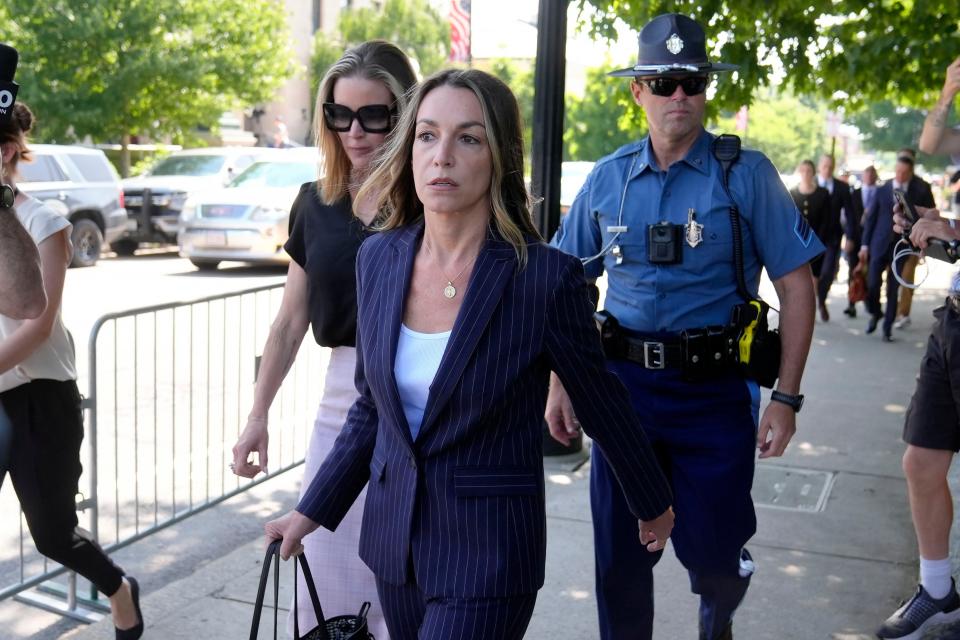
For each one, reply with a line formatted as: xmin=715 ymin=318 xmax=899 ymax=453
xmin=322 ymin=103 xmax=395 ymax=133
xmin=637 ymin=75 xmax=709 ymax=97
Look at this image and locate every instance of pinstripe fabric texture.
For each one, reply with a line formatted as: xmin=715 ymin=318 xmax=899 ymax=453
xmin=297 ymin=222 xmax=672 ymax=599
xmin=377 ymin=577 xmax=537 ymax=640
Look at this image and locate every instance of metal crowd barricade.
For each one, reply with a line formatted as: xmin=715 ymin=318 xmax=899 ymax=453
xmin=0 ymin=284 xmax=325 ymax=621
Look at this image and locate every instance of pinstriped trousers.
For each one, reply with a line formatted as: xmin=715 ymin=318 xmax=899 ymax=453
xmin=376 ymin=577 xmax=537 ymax=640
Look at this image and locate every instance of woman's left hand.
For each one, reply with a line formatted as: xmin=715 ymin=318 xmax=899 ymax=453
xmin=265 ymin=510 xmax=320 ymax=560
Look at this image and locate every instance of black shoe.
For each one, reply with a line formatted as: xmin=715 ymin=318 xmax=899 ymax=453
xmin=882 ymin=334 xmax=895 ymax=343
xmin=115 ymin=577 xmax=143 ymax=640
xmin=866 ymin=314 xmax=881 ymax=334
xmin=818 ymin=302 xmax=830 ymax=322
xmin=843 ymin=304 xmax=857 ymax=318
xmin=699 ymin=621 xmax=733 ymax=640
xmin=876 ymin=580 xmax=960 ymax=639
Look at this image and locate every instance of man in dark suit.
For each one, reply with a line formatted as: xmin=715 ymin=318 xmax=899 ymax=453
xmin=816 ymin=154 xmax=853 ymax=321
xmin=860 ymin=154 xmax=935 ymax=341
xmin=893 ymin=148 xmax=936 ymax=329
xmin=843 ymin=165 xmax=878 ymax=317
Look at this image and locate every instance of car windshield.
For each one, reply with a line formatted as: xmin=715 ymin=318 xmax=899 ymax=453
xmin=149 ymin=155 xmax=226 ymax=177
xmin=229 ymin=161 xmax=316 ymax=189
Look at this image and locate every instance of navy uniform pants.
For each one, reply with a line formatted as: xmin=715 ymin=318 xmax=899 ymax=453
xmin=592 ymin=360 xmax=758 ymax=640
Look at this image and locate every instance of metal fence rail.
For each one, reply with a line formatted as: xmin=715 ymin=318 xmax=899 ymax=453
xmin=0 ymin=284 xmax=326 ymax=620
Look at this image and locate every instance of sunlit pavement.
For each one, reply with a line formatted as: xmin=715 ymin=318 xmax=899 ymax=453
xmin=3 ymin=255 xmax=960 ymax=639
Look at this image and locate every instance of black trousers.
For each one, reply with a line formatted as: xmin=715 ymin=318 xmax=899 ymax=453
xmin=0 ymin=379 xmax=124 ymax=597
xmin=816 ymin=240 xmax=842 ymax=305
xmin=866 ymin=245 xmax=907 ymax=335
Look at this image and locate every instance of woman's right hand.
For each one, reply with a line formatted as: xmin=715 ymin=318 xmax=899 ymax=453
xmin=231 ymin=416 xmax=269 ymax=478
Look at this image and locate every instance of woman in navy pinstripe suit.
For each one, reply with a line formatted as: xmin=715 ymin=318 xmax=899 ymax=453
xmin=265 ymin=69 xmax=674 ymax=640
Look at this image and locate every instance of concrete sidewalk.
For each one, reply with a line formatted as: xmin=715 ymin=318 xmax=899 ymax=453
xmin=5 ymin=274 xmax=960 ymax=639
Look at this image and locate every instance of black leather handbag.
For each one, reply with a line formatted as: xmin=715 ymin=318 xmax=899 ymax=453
xmin=249 ymin=539 xmax=374 ymax=640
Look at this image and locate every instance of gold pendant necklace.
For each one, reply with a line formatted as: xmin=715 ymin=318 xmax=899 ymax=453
xmin=425 ymin=243 xmax=475 ymax=299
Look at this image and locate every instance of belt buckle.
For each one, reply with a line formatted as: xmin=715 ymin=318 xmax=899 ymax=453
xmin=643 ymin=341 xmax=665 ymax=370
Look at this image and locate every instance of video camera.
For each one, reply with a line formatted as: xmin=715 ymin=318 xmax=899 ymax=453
xmin=895 ymin=189 xmax=960 ymax=264
xmin=0 ymin=43 xmax=17 ymax=208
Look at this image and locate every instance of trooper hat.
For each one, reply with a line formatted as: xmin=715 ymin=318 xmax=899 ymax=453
xmin=609 ymin=13 xmax=739 ymax=78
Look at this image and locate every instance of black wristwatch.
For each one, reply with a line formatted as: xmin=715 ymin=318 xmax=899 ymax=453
xmin=770 ymin=390 xmax=804 ymax=413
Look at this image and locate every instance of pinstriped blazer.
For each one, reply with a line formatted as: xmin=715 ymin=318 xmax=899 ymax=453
xmin=297 ymin=222 xmax=671 ymax=598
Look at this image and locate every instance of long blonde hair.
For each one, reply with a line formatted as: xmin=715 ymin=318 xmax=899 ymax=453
xmin=358 ymin=68 xmax=540 ymax=264
xmin=314 ymin=40 xmax=417 ymax=204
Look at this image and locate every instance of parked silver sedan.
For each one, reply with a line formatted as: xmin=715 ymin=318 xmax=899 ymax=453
xmin=178 ymin=149 xmax=319 ymax=270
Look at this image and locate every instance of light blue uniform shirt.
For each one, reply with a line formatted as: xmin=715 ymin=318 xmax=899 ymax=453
xmin=552 ymin=129 xmax=825 ymax=334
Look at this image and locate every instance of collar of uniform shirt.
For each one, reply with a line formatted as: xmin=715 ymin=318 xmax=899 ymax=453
xmin=636 ymin=128 xmax=712 ymax=178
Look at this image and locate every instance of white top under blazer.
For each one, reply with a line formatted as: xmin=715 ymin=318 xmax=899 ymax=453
xmin=394 ymin=323 xmax=451 ymax=440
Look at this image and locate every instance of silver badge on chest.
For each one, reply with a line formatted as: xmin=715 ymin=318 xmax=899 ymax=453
xmin=684 ymin=208 xmax=703 ymax=248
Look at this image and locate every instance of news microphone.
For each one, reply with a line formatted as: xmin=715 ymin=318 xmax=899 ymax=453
xmin=0 ymin=44 xmax=19 ymax=125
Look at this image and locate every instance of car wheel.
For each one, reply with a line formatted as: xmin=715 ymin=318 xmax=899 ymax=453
xmin=190 ymin=259 xmax=220 ymax=271
xmin=70 ymin=219 xmax=103 ymax=268
xmin=111 ymin=238 xmax=138 ymax=256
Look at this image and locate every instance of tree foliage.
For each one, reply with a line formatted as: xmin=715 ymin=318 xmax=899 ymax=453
xmin=564 ymin=64 xmax=647 ymax=161
xmin=0 ymin=0 xmax=295 ymax=174
xmin=578 ymin=0 xmax=960 ymax=111
xmin=310 ymin=0 xmax=450 ymax=100
xmin=712 ymin=92 xmax=829 ymax=173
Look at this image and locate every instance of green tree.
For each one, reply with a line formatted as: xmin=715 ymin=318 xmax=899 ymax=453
xmin=564 ymin=64 xmax=647 ymax=161
xmin=310 ymin=0 xmax=450 ymax=100
xmin=0 ymin=0 xmax=294 ymax=176
xmin=579 ymin=0 xmax=960 ymax=111
xmin=712 ymin=92 xmax=829 ymax=173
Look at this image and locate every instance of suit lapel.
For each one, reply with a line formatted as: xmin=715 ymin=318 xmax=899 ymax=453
xmin=417 ymin=236 xmax=517 ymax=439
xmin=378 ymin=224 xmax=421 ymax=449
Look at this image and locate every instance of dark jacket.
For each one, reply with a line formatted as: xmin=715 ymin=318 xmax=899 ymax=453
xmin=297 ymin=224 xmax=672 ymax=597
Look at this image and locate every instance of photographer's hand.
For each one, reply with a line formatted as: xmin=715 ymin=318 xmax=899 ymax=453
xmin=910 ymin=217 xmax=957 ymax=250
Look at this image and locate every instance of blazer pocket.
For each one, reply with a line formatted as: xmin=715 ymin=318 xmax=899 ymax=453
xmin=370 ymin=454 xmax=386 ymax=483
xmin=453 ymin=467 xmax=539 ymax=497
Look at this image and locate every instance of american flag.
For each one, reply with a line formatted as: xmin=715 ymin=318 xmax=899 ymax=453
xmin=449 ymin=0 xmax=471 ymax=63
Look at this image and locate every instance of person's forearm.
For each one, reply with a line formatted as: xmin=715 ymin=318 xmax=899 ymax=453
xmin=249 ymin=315 xmax=308 ymax=419
xmin=773 ymin=268 xmax=815 ymax=395
xmin=0 ymin=214 xmax=45 ymax=320
xmin=919 ymin=98 xmax=954 ymax=155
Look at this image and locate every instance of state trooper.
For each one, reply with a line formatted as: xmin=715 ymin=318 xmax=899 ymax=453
xmin=547 ymin=13 xmax=824 ymax=640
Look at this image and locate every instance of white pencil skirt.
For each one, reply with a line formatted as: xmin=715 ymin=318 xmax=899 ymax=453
xmin=288 ymin=346 xmax=388 ymax=639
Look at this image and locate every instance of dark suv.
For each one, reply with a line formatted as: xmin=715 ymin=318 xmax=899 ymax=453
xmin=117 ymin=147 xmax=264 ymax=255
xmin=17 ymin=144 xmax=128 ymax=267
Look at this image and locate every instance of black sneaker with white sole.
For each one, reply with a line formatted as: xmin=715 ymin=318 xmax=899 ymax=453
xmin=876 ymin=579 xmax=960 ymax=639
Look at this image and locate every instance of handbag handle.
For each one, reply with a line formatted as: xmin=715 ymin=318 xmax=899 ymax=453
xmin=293 ymin=552 xmax=329 ymax=640
xmin=248 ymin=540 xmax=282 ymax=640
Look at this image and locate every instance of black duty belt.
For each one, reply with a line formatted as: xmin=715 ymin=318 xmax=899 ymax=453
xmin=621 ymin=336 xmax=684 ymax=370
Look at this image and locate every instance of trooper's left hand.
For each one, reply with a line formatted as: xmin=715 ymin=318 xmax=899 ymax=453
xmin=757 ymin=400 xmax=796 ymax=459
xmin=265 ymin=510 xmax=319 ymax=560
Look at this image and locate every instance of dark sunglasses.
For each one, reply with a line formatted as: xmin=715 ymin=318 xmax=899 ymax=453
xmin=322 ymin=102 xmax=395 ymax=133
xmin=637 ymin=75 xmax=709 ymax=97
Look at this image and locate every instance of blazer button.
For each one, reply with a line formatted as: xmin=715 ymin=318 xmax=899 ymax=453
xmin=408 ymin=456 xmax=416 ymax=469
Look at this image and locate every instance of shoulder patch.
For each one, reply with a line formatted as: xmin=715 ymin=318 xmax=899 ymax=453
xmin=793 ymin=210 xmax=813 ymax=247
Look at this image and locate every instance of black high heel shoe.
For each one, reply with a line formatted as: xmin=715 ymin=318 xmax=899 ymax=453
xmin=115 ymin=576 xmax=144 ymax=640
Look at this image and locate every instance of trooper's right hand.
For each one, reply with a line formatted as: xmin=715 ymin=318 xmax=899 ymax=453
xmin=639 ymin=507 xmax=674 ymax=553
xmin=231 ymin=416 xmax=269 ymax=478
